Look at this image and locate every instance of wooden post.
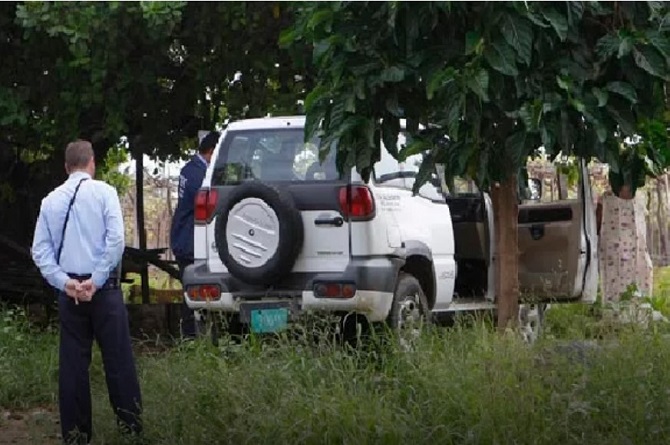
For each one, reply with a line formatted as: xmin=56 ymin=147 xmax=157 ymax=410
xmin=491 ymin=175 xmax=520 ymax=330
xmin=134 ymin=144 xmax=150 ymax=305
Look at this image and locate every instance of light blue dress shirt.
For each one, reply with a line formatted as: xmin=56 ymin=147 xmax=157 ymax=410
xmin=31 ymin=171 xmax=125 ymax=292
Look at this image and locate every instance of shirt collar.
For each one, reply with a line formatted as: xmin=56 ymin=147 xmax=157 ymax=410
xmin=195 ymin=153 xmax=209 ymax=168
xmin=68 ymin=171 xmax=92 ymax=181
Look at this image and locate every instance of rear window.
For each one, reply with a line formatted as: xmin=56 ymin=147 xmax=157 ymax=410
xmin=211 ymin=128 xmax=341 ymax=185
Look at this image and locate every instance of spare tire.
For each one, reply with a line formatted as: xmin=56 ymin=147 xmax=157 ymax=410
xmin=214 ymin=181 xmax=304 ymax=285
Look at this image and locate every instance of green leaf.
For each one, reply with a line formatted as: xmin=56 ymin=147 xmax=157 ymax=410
xmin=605 ymin=81 xmax=638 ymax=104
xmin=307 ymin=9 xmax=333 ymax=31
xmin=505 ymin=131 xmax=528 ymax=168
xmin=567 ymin=1 xmax=585 ymax=25
xmin=500 ymin=13 xmax=533 ymax=65
xmin=542 ymin=92 xmax=562 ymax=113
xmin=426 ymin=68 xmax=455 ymax=100
xmin=556 ymin=75 xmax=571 ymax=91
xmin=633 ymin=45 xmax=668 ymax=79
xmin=385 ymin=93 xmax=402 ymax=116
xmin=541 ymin=126 xmax=556 ymax=152
xmin=592 ymin=87 xmax=609 ymax=107
xmin=595 ymin=33 xmax=620 ymax=60
xmin=278 ymin=28 xmax=297 ymax=48
xmin=466 ymin=68 xmax=489 ymax=102
xmin=412 ymin=152 xmax=437 ymax=194
xmin=381 ymin=65 xmax=405 ymax=83
xmin=525 ymin=10 xmax=550 ymax=28
xmin=518 ymin=101 xmax=542 ymax=131
xmin=442 ymin=84 xmax=464 ymax=140
xmin=647 ymin=30 xmax=670 ymax=60
xmin=606 ymin=102 xmax=637 ymax=135
xmin=313 ymin=40 xmax=331 ymax=62
xmin=354 ymin=119 xmax=377 ymax=176
xmin=569 ymin=97 xmax=585 ymax=113
xmin=558 ymin=109 xmax=574 ymax=152
xmin=354 ymin=78 xmax=366 ymax=100
xmin=345 ymin=94 xmax=356 ymax=113
xmin=329 ymin=99 xmax=346 ymax=130
xmin=618 ymin=37 xmax=634 ymax=58
xmin=542 ymin=7 xmax=568 ymax=41
xmin=381 ymin=116 xmax=400 ymax=157
xmin=465 ymin=31 xmax=481 ymax=55
xmin=484 ymin=40 xmax=519 ymax=76
xmin=594 ymin=120 xmax=608 ymax=143
xmin=399 ymin=138 xmax=431 ymax=162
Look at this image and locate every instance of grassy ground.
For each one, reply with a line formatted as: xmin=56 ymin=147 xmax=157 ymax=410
xmin=2 ymin=305 xmax=670 ymax=444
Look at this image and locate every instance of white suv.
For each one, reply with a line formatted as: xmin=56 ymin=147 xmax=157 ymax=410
xmin=182 ymin=116 xmax=599 ymax=337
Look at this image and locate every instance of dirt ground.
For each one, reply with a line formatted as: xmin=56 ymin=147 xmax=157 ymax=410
xmin=0 ymin=407 xmax=60 ymax=445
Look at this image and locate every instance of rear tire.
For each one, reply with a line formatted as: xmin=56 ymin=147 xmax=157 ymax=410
xmin=387 ymin=273 xmax=432 ymax=349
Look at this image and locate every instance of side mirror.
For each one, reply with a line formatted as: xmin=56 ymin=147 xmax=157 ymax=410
xmin=526 ymin=178 xmax=542 ymax=201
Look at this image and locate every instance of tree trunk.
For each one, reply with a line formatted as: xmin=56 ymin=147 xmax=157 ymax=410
xmin=664 ymin=174 xmax=670 ymax=265
xmin=491 ymin=175 xmax=520 ymax=331
xmin=656 ymin=178 xmax=667 ymax=265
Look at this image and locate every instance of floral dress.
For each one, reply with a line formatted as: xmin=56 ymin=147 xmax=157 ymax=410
xmin=598 ymin=191 xmax=653 ymax=302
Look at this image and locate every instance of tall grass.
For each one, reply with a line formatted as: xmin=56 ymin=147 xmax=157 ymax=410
xmin=3 ymin=306 xmax=670 ymax=444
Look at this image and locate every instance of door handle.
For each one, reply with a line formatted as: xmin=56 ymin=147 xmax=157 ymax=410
xmin=529 ymin=224 xmax=544 ymax=240
xmin=315 ymin=216 xmax=344 ymax=227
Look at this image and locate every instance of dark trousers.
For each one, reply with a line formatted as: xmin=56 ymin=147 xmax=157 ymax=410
xmin=177 ymin=258 xmax=197 ymax=338
xmin=58 ymin=288 xmax=142 ymax=443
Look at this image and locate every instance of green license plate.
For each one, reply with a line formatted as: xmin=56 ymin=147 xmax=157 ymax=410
xmin=250 ymin=308 xmax=289 ymax=333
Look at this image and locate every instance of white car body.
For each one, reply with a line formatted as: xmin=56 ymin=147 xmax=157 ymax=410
xmin=182 ymin=116 xmax=598 ymax=327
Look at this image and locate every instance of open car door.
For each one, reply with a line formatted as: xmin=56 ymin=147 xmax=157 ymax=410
xmin=517 ymin=158 xmax=598 ymax=302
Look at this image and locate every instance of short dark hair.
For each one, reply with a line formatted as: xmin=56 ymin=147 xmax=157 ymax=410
xmin=65 ymin=140 xmax=94 ymax=169
xmin=198 ymin=131 xmax=220 ymax=154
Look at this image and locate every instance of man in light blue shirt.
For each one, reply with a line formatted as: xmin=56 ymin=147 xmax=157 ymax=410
xmin=31 ymin=140 xmax=142 ymax=444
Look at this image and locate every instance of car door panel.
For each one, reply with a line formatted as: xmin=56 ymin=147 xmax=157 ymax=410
xmin=579 ymin=159 xmax=599 ymax=302
xmin=518 ymin=200 xmax=583 ymax=300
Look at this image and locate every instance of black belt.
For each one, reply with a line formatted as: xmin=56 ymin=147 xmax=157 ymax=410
xmin=66 ymin=273 xmax=120 ymax=290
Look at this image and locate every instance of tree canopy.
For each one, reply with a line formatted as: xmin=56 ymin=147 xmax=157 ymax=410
xmin=0 ymin=1 xmax=310 ymax=245
xmin=286 ymin=1 xmax=670 ymax=328
xmin=287 ymin=1 xmax=670 ymax=195
xmin=4 ymin=1 xmax=308 ymax=162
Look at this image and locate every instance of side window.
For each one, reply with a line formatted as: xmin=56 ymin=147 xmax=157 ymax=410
xmin=373 ymin=133 xmax=443 ymax=200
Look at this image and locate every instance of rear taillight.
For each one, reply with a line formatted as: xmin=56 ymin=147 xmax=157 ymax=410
xmin=194 ymin=189 xmax=218 ymax=224
xmin=186 ymin=284 xmax=221 ymax=301
xmin=313 ymin=282 xmax=357 ymax=299
xmin=338 ymin=185 xmax=375 ymax=220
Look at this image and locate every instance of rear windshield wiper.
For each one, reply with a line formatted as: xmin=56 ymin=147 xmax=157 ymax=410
xmin=375 ymin=171 xmax=417 ymax=183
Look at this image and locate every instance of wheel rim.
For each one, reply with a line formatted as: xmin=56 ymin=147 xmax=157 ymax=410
xmin=397 ymin=293 xmax=425 ymax=350
xmin=226 ymin=197 xmax=280 ymax=268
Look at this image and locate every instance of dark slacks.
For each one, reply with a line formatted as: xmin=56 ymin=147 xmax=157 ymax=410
xmin=58 ymin=288 xmax=142 ymax=443
xmin=177 ymin=258 xmax=197 ymax=338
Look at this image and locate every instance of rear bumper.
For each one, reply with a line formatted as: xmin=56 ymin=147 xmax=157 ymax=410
xmin=182 ymin=256 xmax=402 ymax=322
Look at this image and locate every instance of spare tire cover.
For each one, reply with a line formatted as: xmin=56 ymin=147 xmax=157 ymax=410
xmin=214 ymin=181 xmax=304 ymax=285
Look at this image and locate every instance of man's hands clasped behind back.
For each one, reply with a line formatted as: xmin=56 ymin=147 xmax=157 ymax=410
xmin=64 ymin=279 xmax=98 ymax=304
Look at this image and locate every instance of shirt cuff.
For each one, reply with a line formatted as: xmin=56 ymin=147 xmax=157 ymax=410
xmin=54 ymin=272 xmax=71 ymax=292
xmin=91 ymin=271 xmax=109 ymax=288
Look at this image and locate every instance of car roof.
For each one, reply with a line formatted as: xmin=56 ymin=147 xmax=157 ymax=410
xmin=224 ymin=116 xmax=424 ymax=132
xmin=226 ymin=116 xmax=306 ymax=131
